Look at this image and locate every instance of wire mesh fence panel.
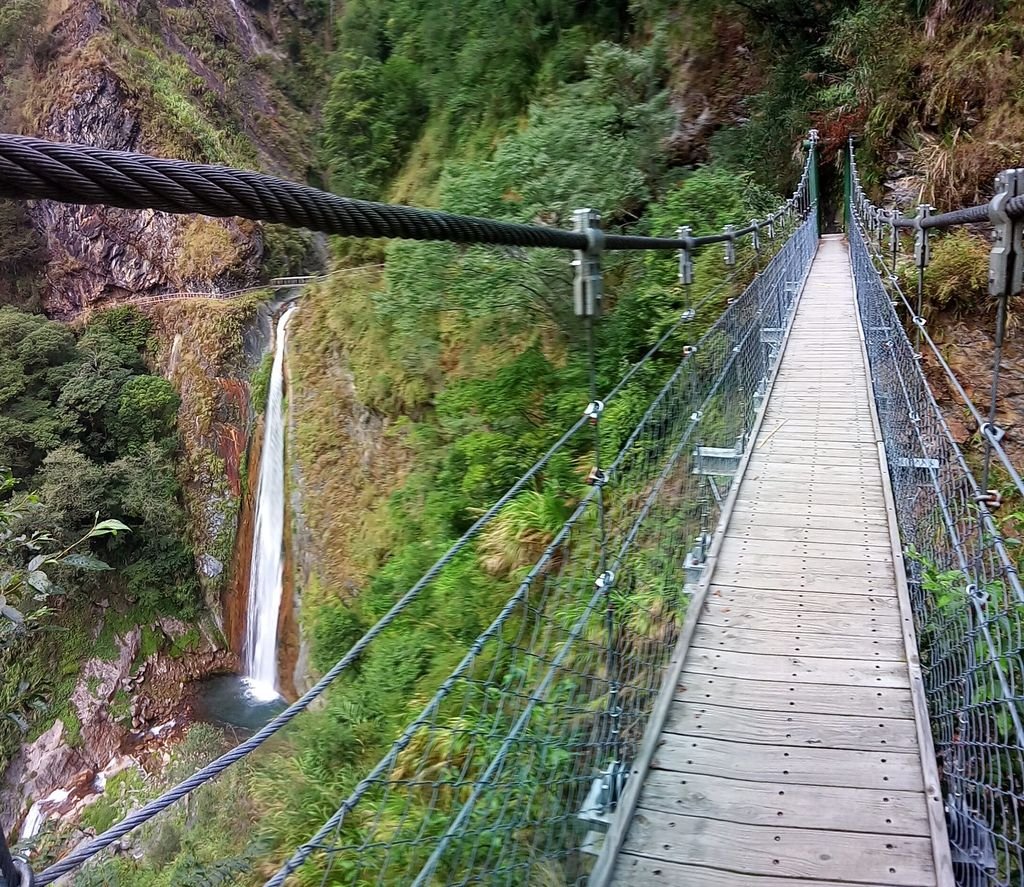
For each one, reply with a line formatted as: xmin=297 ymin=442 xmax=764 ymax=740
xmin=267 ymin=209 xmax=818 ymax=887
xmin=849 ymin=197 xmax=1024 ymax=887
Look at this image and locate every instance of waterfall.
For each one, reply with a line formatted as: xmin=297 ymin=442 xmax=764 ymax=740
xmin=166 ymin=333 xmax=183 ymax=378
xmin=20 ymin=789 xmax=69 ymax=841
xmin=243 ymin=305 xmax=297 ymax=701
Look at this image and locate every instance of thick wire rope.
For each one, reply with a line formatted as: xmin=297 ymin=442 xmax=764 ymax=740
xmin=0 ymin=134 xmax=790 ymax=252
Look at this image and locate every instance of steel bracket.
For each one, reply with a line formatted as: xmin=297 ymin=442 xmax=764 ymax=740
xmin=946 ymin=797 xmax=998 ymax=881
xmin=677 ymin=225 xmax=694 ymax=286
xmin=572 ymin=208 xmax=604 ymax=317
xmin=988 ymin=169 xmax=1024 ymax=297
xmin=683 ymin=532 xmax=712 ymax=585
xmin=578 ymin=759 xmax=628 ymax=855
xmin=693 ymin=445 xmax=742 ymax=478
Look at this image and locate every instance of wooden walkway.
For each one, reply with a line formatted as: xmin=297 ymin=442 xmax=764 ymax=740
xmin=607 ymin=236 xmax=952 ymax=886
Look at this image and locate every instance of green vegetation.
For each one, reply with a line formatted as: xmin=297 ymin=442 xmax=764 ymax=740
xmin=0 ymin=473 xmax=130 ymax=762
xmin=0 ymin=305 xmax=198 ymax=765
xmin=0 ymin=307 xmax=198 ymax=614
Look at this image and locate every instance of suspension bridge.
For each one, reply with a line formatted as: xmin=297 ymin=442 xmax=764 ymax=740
xmin=0 ymin=130 xmax=1020 ymax=887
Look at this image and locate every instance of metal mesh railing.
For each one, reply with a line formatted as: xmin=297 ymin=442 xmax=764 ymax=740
xmin=849 ymin=201 xmax=1024 ymax=887
xmin=266 ymin=209 xmax=818 ymax=886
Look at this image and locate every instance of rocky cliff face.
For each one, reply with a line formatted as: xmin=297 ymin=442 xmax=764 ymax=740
xmin=0 ymin=0 xmax=322 ymax=317
xmin=0 ymin=617 xmax=236 ymax=839
xmin=0 ymin=0 xmax=326 ymax=841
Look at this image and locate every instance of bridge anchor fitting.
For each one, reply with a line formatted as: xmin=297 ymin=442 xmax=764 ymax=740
xmin=577 ymin=759 xmax=627 ymax=856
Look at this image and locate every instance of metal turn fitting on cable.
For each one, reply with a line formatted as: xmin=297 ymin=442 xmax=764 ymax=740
xmin=572 ymin=208 xmax=604 ymax=317
xmin=988 ymin=169 xmax=1024 ymax=298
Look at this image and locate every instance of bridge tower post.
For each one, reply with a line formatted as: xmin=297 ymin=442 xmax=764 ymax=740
xmin=805 ymin=128 xmax=820 ymax=233
xmin=983 ymin=169 xmax=1024 ymax=489
xmin=913 ymin=203 xmax=933 ymax=352
xmin=844 ymin=135 xmax=854 ymax=233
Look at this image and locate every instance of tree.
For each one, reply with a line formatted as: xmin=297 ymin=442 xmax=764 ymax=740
xmin=1 ymin=469 xmax=128 ymax=647
xmin=322 ymin=52 xmax=427 ymax=198
xmin=113 ymin=375 xmax=180 ymax=452
xmin=0 ymin=309 xmax=78 ymax=474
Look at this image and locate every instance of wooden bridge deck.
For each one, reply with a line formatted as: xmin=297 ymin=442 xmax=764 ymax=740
xmin=607 ymin=236 xmax=952 ymax=886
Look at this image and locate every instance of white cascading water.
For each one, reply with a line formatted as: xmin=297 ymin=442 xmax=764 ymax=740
xmin=243 ymin=305 xmax=297 ymax=701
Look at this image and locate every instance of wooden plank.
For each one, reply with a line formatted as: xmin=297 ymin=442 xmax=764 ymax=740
xmin=756 ymin=417 xmax=875 ymax=428
xmin=725 ymin=522 xmax=891 ymax=546
xmin=691 ymin=623 xmax=905 ymax=661
xmin=718 ymin=552 xmax=895 ymax=581
xmin=762 ymin=403 xmax=873 ymax=412
xmin=711 ymin=568 xmax=894 ymax=593
xmin=720 ymin=536 xmax=890 ymax=562
xmin=748 ymin=452 xmax=879 ymax=468
xmin=734 ymin=491 xmax=887 ymax=512
xmin=728 ymin=507 xmax=889 ymax=528
xmin=755 ymin=430 xmax=880 ymax=442
xmin=676 ymin=672 xmax=915 ymax=718
xmin=699 ymin=597 xmax=901 ymax=636
xmin=744 ymin=467 xmax=879 ymax=484
xmin=685 ymin=647 xmax=910 ymax=687
xmin=736 ymin=491 xmax=887 ymax=510
xmin=614 ymin=855 xmax=870 ymax=887
xmin=765 ymin=396 xmax=871 ymax=404
xmin=665 ymin=700 xmax=918 ymax=751
xmin=754 ymin=437 xmax=879 ymax=453
xmin=739 ymin=477 xmax=882 ymax=493
xmin=707 ymin=584 xmax=899 ymax=614
xmin=764 ymin=401 xmax=872 ymax=408
xmin=620 ymin=810 xmax=935 ymax=885
xmin=635 ymin=770 xmax=930 ymax=834
xmin=763 ymin=413 xmax=873 ymax=422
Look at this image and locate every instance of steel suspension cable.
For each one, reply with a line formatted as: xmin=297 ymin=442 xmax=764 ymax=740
xmin=0 ymin=134 xmax=789 ymax=252
xmin=267 ymin=208 xmax=818 ymax=886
